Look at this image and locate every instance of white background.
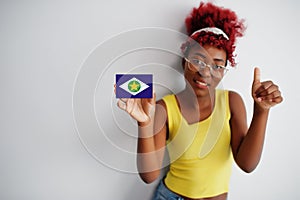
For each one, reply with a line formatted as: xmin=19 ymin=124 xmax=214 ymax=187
xmin=1 ymin=0 xmax=299 ymax=199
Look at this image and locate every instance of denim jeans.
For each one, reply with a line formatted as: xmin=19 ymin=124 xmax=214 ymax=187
xmin=152 ymin=179 xmax=184 ymax=200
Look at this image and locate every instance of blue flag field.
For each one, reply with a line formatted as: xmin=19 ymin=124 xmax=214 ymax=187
xmin=115 ymin=74 xmax=153 ymax=98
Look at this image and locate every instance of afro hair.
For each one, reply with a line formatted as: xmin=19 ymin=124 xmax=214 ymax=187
xmin=183 ymin=2 xmax=246 ymax=66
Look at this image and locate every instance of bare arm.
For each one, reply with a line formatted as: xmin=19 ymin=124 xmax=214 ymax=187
xmin=117 ymin=94 xmax=168 ymax=183
xmin=230 ymin=91 xmax=270 ymax=172
xmin=230 ymin=68 xmax=283 ymax=173
xmin=137 ymin=100 xmax=167 ymax=183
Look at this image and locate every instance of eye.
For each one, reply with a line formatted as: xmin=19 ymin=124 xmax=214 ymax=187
xmin=191 ymin=59 xmax=206 ymax=67
xmin=212 ymin=65 xmax=224 ymax=70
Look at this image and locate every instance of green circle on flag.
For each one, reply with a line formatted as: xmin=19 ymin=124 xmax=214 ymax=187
xmin=128 ymin=80 xmax=141 ymax=92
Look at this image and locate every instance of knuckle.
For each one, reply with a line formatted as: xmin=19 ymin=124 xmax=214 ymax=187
xmin=263 ymin=80 xmax=272 ymax=84
xmin=277 ymin=90 xmax=281 ymax=96
xmin=279 ymin=96 xmax=284 ymax=103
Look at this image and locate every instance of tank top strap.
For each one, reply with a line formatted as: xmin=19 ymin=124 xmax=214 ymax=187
xmin=162 ymin=94 xmax=182 ymax=142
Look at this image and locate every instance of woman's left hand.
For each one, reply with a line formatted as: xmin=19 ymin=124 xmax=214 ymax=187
xmin=252 ymin=67 xmax=283 ymax=110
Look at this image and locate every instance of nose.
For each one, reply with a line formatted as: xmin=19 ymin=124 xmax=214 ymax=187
xmin=198 ymin=66 xmax=211 ymax=77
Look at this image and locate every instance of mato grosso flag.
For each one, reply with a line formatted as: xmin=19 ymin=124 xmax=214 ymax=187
xmin=115 ymin=74 xmax=153 ymax=98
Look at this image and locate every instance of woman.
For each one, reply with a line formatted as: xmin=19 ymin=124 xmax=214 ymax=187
xmin=117 ymin=2 xmax=283 ymax=200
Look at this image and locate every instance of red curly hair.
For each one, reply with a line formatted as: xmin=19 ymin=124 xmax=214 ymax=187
xmin=182 ymin=2 xmax=246 ymax=67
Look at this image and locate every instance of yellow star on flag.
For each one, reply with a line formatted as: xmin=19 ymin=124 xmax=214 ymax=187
xmin=128 ymin=80 xmax=141 ymax=92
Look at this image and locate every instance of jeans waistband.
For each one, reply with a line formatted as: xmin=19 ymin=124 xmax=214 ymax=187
xmin=153 ymin=179 xmax=184 ymax=200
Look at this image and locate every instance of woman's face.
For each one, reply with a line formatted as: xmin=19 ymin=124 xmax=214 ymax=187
xmin=183 ymin=44 xmax=227 ymax=97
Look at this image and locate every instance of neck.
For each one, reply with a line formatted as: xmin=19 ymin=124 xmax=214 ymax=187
xmin=179 ymin=87 xmax=216 ymax=109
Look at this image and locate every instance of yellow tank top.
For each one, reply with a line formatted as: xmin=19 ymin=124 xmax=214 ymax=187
xmin=163 ymin=90 xmax=232 ymax=198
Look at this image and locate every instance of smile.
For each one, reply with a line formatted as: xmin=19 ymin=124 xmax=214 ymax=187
xmin=196 ymin=80 xmax=207 ymax=86
xmin=194 ymin=79 xmax=210 ymax=87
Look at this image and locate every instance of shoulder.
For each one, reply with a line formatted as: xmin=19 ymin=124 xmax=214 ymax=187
xmin=228 ymin=90 xmax=243 ymax=103
xmin=155 ymin=98 xmax=169 ymax=139
xmin=156 ymin=97 xmax=170 ymax=119
xmin=156 ymin=94 xmax=175 ymax=110
xmin=156 ymin=99 xmax=167 ymax=109
xmin=155 ymin=94 xmax=176 ymax=124
xmin=228 ymin=90 xmax=246 ymax=117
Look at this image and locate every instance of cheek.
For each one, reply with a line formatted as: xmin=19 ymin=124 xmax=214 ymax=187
xmin=183 ymin=71 xmax=189 ymax=81
xmin=183 ymin=69 xmax=192 ymax=79
xmin=183 ymin=70 xmax=194 ymax=85
xmin=211 ymin=76 xmax=222 ymax=86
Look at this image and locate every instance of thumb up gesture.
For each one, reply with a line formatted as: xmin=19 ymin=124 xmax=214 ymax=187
xmin=252 ymin=67 xmax=283 ymax=110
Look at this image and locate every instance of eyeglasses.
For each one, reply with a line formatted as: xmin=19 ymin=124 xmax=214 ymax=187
xmin=184 ymin=57 xmax=228 ymax=78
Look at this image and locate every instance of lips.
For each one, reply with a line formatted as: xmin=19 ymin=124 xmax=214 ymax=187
xmin=194 ymin=79 xmax=210 ymax=88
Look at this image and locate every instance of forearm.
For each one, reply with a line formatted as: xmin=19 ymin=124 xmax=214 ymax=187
xmin=137 ymin=121 xmax=164 ymax=183
xmin=236 ymin=103 xmax=270 ymax=172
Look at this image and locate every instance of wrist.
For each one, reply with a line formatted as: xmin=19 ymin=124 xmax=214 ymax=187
xmin=138 ymin=118 xmax=152 ymax=127
xmin=254 ymin=102 xmax=270 ymax=115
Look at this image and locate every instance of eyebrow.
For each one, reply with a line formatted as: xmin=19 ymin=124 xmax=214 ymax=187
xmin=213 ymin=58 xmax=226 ymax=64
xmin=191 ymin=52 xmax=206 ymax=59
xmin=191 ymin=53 xmax=225 ymax=64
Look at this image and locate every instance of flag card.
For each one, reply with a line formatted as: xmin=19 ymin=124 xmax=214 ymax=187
xmin=115 ymin=74 xmax=153 ymax=98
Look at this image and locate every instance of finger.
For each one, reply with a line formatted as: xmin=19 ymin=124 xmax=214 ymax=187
xmin=256 ymin=83 xmax=278 ymax=97
xmin=269 ymin=95 xmax=283 ymax=104
xmin=253 ymin=67 xmax=261 ymax=83
xmin=255 ymin=81 xmax=274 ymax=96
xmin=117 ymin=100 xmax=127 ymax=111
xmin=260 ymin=90 xmax=281 ymax=101
xmin=261 ymin=100 xmax=278 ymax=108
xmin=260 ymin=96 xmax=283 ymax=108
xmin=148 ymin=91 xmax=156 ymax=104
xmin=119 ymin=98 xmax=129 ymax=103
xmin=126 ymin=98 xmax=135 ymax=113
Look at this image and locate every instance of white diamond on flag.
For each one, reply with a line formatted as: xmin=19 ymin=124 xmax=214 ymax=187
xmin=119 ymin=77 xmax=149 ymax=96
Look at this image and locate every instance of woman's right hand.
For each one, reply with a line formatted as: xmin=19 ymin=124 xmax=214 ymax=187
xmin=117 ymin=92 xmax=156 ymax=125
